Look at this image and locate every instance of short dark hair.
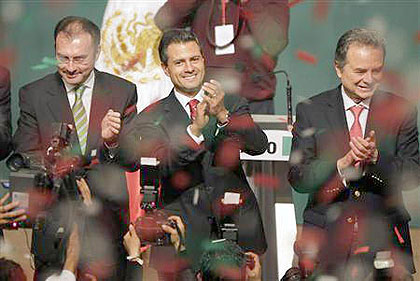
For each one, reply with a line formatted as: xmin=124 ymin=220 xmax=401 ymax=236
xmin=0 ymin=258 xmax=27 ymax=281
xmin=158 ymin=29 xmax=203 ymax=65
xmin=199 ymin=240 xmax=246 ymax=281
xmin=54 ymin=16 xmax=101 ymax=47
xmin=335 ymin=28 xmax=385 ymax=69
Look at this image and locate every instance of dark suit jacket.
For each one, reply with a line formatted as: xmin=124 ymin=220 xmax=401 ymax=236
xmin=0 ymin=66 xmax=12 ymax=161
xmin=107 ymin=90 xmax=268 ymax=265
xmin=288 ymin=86 xmax=419 ymax=272
xmin=13 ymin=69 xmax=138 ymax=279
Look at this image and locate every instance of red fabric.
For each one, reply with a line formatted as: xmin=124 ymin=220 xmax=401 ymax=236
xmin=125 ymin=171 xmax=145 ymax=223
xmin=188 ymin=99 xmax=199 ymax=120
xmin=349 ymin=105 xmax=364 ymax=167
xmin=349 ymin=105 xmax=364 ymax=139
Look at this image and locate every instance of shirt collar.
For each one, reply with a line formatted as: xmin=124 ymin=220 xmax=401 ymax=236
xmin=174 ymin=88 xmax=205 ymax=109
xmin=341 ymin=85 xmax=371 ymax=111
xmin=63 ymin=70 xmax=95 ymax=94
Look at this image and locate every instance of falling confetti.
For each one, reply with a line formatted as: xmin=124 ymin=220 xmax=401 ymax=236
xmin=313 ymin=0 xmax=330 ymax=22
xmin=288 ymin=0 xmax=304 ymax=8
xmin=295 ymin=50 xmax=318 ymax=65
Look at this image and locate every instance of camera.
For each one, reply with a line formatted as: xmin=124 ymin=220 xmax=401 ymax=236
xmin=134 ymin=158 xmax=179 ymax=246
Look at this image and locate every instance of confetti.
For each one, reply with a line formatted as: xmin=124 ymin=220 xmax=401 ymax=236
xmin=288 ymin=0 xmax=304 ymax=8
xmin=295 ymin=50 xmax=318 ymax=65
xmin=313 ymin=0 xmax=330 ymax=22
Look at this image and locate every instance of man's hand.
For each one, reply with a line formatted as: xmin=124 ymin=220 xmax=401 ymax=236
xmin=123 ymin=224 xmax=142 ymax=257
xmin=161 ymin=215 xmax=186 ymax=252
xmin=101 ymin=109 xmax=121 ymax=144
xmin=190 ymin=101 xmax=209 ymax=137
xmin=337 ymin=130 xmax=378 ymax=173
xmin=76 ymin=178 xmax=92 ymax=206
xmin=202 ymin=80 xmax=228 ymax=123
xmin=245 ymin=252 xmax=262 ymax=281
xmin=0 ymin=193 xmax=26 ymax=225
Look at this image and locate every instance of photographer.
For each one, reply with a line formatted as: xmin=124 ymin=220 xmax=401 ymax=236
xmin=123 ymin=215 xmax=188 ymax=281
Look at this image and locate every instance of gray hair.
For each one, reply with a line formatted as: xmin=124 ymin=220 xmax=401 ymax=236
xmin=335 ymin=28 xmax=385 ymax=69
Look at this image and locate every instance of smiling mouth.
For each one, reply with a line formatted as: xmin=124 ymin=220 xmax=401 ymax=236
xmin=182 ymin=74 xmax=197 ymax=81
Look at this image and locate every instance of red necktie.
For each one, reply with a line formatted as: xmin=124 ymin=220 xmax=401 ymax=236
xmin=349 ymin=105 xmax=364 ymax=167
xmin=349 ymin=105 xmax=364 ymax=139
xmin=188 ymin=99 xmax=199 ymax=120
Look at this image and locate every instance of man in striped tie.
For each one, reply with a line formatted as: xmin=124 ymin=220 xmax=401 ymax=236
xmin=13 ymin=16 xmax=137 ymax=280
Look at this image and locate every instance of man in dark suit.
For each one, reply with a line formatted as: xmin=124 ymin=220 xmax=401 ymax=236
xmin=102 ymin=29 xmax=268 ymax=274
xmin=288 ymin=28 xmax=419 ymax=279
xmin=13 ymin=16 xmax=137 ymax=280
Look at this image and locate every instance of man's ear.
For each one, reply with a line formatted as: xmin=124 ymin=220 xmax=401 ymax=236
xmin=161 ymin=63 xmax=170 ymax=77
xmin=95 ymin=45 xmax=101 ymax=61
xmin=196 ymin=272 xmax=202 ymax=281
xmin=334 ymin=61 xmax=343 ymax=79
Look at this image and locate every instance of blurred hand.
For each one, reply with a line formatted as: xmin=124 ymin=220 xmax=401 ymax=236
xmin=124 ymin=224 xmax=142 ymax=257
xmin=0 ymin=193 xmax=27 ymax=225
xmin=101 ymin=109 xmax=121 ymax=143
xmin=64 ymin=223 xmax=80 ymax=274
xmin=190 ymin=101 xmax=209 ymax=137
xmin=202 ymin=80 xmax=228 ymax=123
xmin=161 ymin=215 xmax=186 ymax=252
xmin=245 ymin=252 xmax=261 ymax=281
xmin=76 ymin=178 xmax=92 ymax=206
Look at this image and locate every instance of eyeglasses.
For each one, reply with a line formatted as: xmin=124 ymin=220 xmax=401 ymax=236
xmin=56 ymin=55 xmax=90 ymax=65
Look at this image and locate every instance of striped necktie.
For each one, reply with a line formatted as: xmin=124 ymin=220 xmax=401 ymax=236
xmin=72 ymin=85 xmax=88 ymax=154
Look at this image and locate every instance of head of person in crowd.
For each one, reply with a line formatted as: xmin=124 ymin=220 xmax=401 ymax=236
xmin=158 ymin=29 xmax=205 ymax=98
xmin=54 ymin=16 xmax=101 ymax=87
xmin=0 ymin=258 xmax=27 ymax=281
xmin=334 ymin=28 xmax=386 ymax=103
xmin=197 ymin=240 xmax=247 ymax=281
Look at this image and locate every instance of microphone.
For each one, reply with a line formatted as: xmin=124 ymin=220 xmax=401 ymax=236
xmin=252 ymin=70 xmax=293 ymax=128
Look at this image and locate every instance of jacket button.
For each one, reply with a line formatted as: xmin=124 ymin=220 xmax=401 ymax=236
xmin=354 ymin=190 xmax=361 ymax=198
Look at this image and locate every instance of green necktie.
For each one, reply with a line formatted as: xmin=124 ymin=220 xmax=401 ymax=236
xmin=72 ymin=85 xmax=88 ymax=154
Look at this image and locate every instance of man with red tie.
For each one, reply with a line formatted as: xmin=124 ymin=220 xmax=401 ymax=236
xmin=102 ymin=29 xmax=268 ymax=277
xmin=288 ymin=28 xmax=419 ymax=279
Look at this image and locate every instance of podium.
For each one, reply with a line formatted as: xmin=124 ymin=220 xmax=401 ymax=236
xmin=240 ymin=114 xmax=296 ymax=280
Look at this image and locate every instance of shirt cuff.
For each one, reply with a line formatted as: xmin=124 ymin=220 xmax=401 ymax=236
xmin=337 ymin=162 xmax=348 ymax=187
xmin=187 ymin=125 xmax=204 ymax=145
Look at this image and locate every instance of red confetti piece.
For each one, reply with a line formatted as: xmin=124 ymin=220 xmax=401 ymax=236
xmin=123 ymin=104 xmax=137 ymax=118
xmin=288 ymin=0 xmax=304 ymax=8
xmin=0 ymin=48 xmax=17 ymax=69
xmin=295 ymin=50 xmax=318 ymax=65
xmin=394 ymin=226 xmax=405 ymax=244
xmin=415 ymin=31 xmax=420 ymax=44
xmin=353 ymin=245 xmax=370 ymax=255
xmin=313 ymin=0 xmax=330 ymax=22
xmin=253 ymin=173 xmax=280 ymax=190
xmin=171 ymin=170 xmax=191 ymax=191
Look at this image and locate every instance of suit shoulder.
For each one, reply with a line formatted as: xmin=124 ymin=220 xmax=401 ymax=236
xmin=296 ymin=88 xmax=338 ymax=110
xmin=139 ymin=95 xmax=170 ymax=116
xmin=96 ymin=71 xmax=136 ymax=88
xmin=19 ymin=73 xmax=58 ymax=94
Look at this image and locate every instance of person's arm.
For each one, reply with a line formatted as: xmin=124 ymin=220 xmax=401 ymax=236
xmin=154 ymin=0 xmax=200 ymax=31
xmin=13 ymin=85 xmax=42 ymax=155
xmin=366 ymin=104 xmax=419 ymax=192
xmin=0 ymin=67 xmax=12 ymax=160
xmin=202 ymin=80 xmax=268 ymax=156
xmin=288 ymin=102 xmax=343 ymax=194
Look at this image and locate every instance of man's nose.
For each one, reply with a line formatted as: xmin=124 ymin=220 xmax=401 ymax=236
xmin=184 ymin=61 xmax=194 ymax=72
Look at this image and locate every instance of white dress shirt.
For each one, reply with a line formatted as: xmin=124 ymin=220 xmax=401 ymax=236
xmin=63 ymin=70 xmax=95 ymax=126
xmin=341 ymin=86 xmax=371 ymax=137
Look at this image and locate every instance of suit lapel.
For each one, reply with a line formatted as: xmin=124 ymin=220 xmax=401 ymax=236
xmin=163 ymin=90 xmax=191 ymax=127
xmin=85 ymin=70 xmax=112 ymax=157
xmin=46 ymin=73 xmax=74 ymax=125
xmin=324 ymin=86 xmax=350 ymax=153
